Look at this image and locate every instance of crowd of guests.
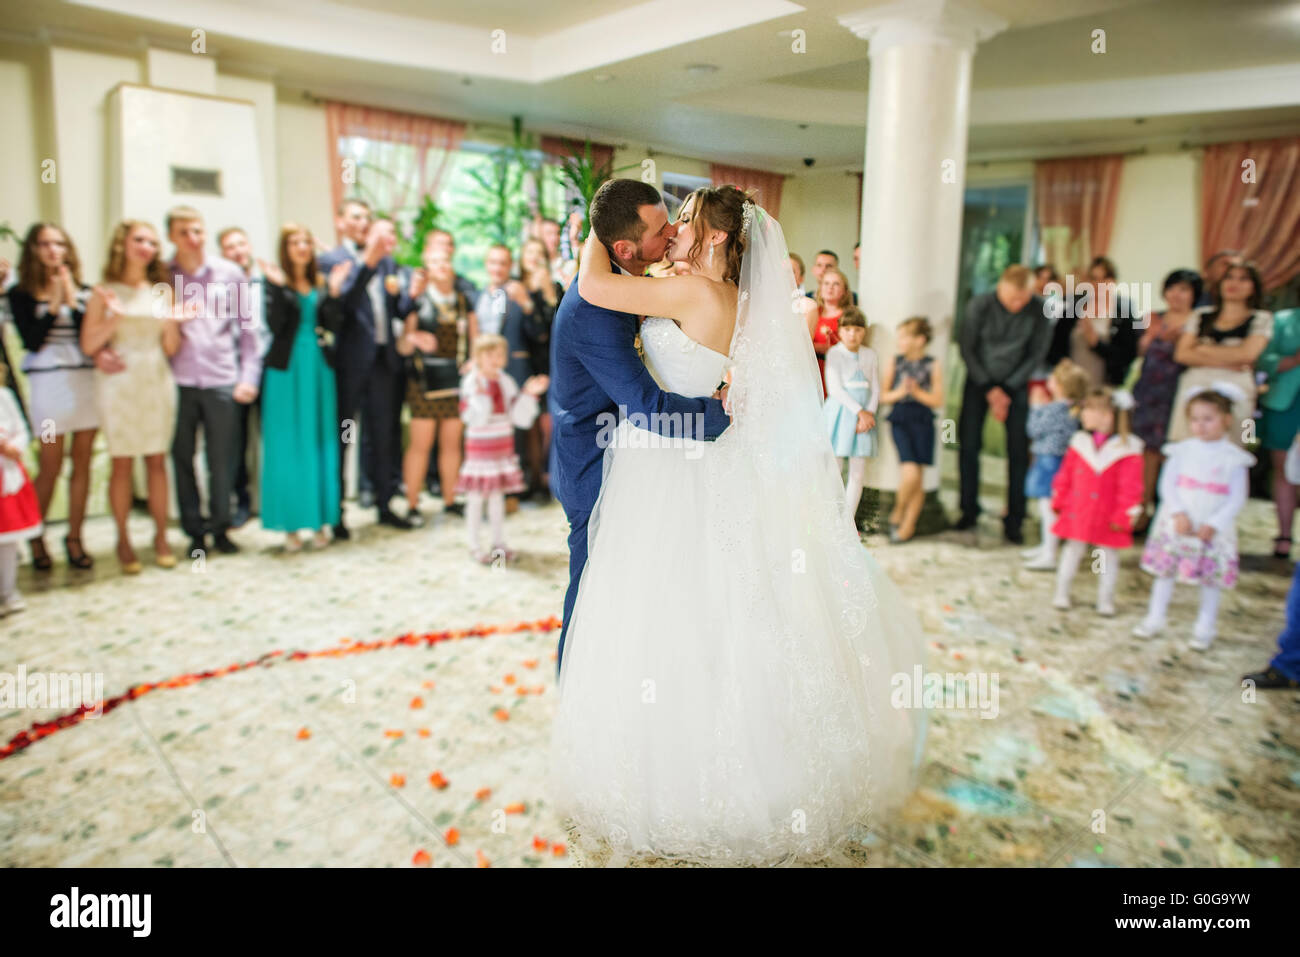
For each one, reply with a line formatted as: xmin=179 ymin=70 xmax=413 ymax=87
xmin=0 ymin=202 xmax=577 ymax=612
xmin=799 ymin=247 xmax=1300 ymax=685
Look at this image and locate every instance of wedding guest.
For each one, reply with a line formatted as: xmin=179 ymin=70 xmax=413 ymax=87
xmin=398 ymin=248 xmax=471 ymax=521
xmin=0 ymin=259 xmax=25 ymax=420
xmin=789 ymin=252 xmax=806 ymax=292
xmin=1135 ymin=385 xmax=1253 ymax=650
xmin=1045 ymin=256 xmax=1138 ymax=387
xmin=1256 ymin=306 xmax=1300 ymax=559
xmin=0 ymin=378 xmax=42 ymax=615
xmin=167 ymin=206 xmax=261 ymax=557
xmin=806 ymin=249 xmax=858 ymax=304
xmin=218 ymin=225 xmax=266 ymax=529
xmin=258 ymin=225 xmax=344 ymax=551
xmin=1242 ymin=561 xmax=1300 ymax=689
xmin=1021 ymin=359 xmax=1089 ymax=570
xmin=1197 ymin=250 xmax=1240 ymax=308
xmin=457 ymin=334 xmax=547 ymax=563
xmin=1130 ymin=269 xmax=1201 ymax=531
xmin=81 ymin=220 xmax=181 ymax=573
xmin=1032 ymin=264 xmax=1060 ymax=296
xmin=321 ymin=205 xmax=416 ymax=531
xmin=806 ymin=265 xmax=852 ymax=393
xmin=823 ymin=307 xmax=878 ymax=529
xmin=423 ymin=229 xmax=479 ymax=302
xmin=7 ymin=223 xmax=98 ymax=570
xmin=1169 ymin=261 xmax=1271 ymax=447
xmin=477 ymin=245 xmax=544 ymax=498
xmin=537 ymin=217 xmax=574 ymax=288
xmin=957 ymin=264 xmax=1051 ymax=543
xmin=852 ymin=242 xmax=860 ymax=275
xmin=1050 ymin=388 xmax=1143 ymax=616
xmin=880 ymin=316 xmax=945 ymax=543
xmin=520 ymin=237 xmax=561 ymax=499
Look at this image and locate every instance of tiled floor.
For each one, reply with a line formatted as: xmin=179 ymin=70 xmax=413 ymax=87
xmin=1 ymin=490 xmax=1297 ymax=867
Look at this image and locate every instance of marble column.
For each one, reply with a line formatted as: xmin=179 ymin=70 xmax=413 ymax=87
xmin=838 ymin=0 xmax=1005 ymax=532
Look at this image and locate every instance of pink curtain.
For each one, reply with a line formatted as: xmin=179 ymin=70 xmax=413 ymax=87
xmin=541 ymin=136 xmax=615 ymax=174
xmin=1033 ymin=155 xmax=1124 ymax=278
xmin=1201 ymin=136 xmax=1300 ymax=292
xmin=326 ymin=101 xmax=465 ymax=238
xmin=709 ymin=163 xmax=785 ymax=218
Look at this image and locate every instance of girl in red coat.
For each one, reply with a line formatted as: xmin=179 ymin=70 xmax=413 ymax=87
xmin=1050 ymin=387 xmax=1144 ymax=616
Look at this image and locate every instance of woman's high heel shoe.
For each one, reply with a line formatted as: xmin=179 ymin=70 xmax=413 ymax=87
xmin=64 ymin=536 xmax=94 ymax=570
xmin=29 ymin=537 xmax=53 ymax=572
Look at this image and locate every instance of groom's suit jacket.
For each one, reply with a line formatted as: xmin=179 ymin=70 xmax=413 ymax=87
xmin=548 ymin=280 xmax=730 ymax=518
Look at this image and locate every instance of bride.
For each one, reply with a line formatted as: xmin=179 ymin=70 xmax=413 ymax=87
xmin=549 ymin=185 xmax=927 ymax=865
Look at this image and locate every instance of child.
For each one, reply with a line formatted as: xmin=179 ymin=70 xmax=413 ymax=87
xmin=0 ymin=382 xmax=43 ymax=615
xmin=457 ymin=334 xmax=548 ymax=563
xmin=879 ymin=316 xmax=945 ymax=543
xmin=1023 ymin=359 xmax=1091 ymax=570
xmin=1050 ymin=387 xmax=1144 ymax=616
xmin=823 ymin=307 xmax=879 ymax=525
xmin=1135 ymin=383 xmax=1254 ymax=650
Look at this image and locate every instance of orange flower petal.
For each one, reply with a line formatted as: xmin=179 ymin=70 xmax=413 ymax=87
xmin=410 ymin=696 xmax=424 ymax=709
xmin=489 ymin=686 xmax=502 ymax=694
xmin=551 ymin=842 xmax=566 ymax=856
xmin=475 ymin=849 xmax=491 ymax=868
xmin=475 ymin=787 xmax=492 ymax=800
xmin=417 ymin=728 xmax=431 ymax=738
xmin=429 ymin=771 xmax=449 ymax=789
xmin=296 ymin=727 xmax=311 ymax=740
xmin=532 ymin=835 xmax=548 ymax=852
xmin=390 ymin=773 xmax=406 ymax=788
xmin=444 ymin=827 xmax=460 ymax=846
xmin=522 ymin=659 xmax=538 ymax=669
xmin=384 ymin=729 xmax=404 ymax=738
xmin=412 ymin=848 xmax=432 ymax=867
xmin=493 ymin=708 xmax=510 ymax=722
xmin=503 ymin=673 xmax=517 ymax=685
xmin=422 ymin=680 xmax=436 ymax=689
xmin=504 ymin=801 xmax=526 ymax=814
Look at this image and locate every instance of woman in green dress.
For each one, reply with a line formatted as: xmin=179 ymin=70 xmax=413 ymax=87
xmin=258 ymin=224 xmax=345 ymax=551
xmin=1258 ymin=307 xmax=1300 ymax=559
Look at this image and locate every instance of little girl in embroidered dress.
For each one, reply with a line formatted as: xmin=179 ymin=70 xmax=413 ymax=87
xmin=1135 ymin=383 xmax=1254 ymax=650
xmin=457 ymin=334 xmax=548 ymax=563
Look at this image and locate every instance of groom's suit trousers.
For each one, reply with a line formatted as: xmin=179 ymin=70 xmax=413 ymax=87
xmin=557 ymin=506 xmax=591 ymax=673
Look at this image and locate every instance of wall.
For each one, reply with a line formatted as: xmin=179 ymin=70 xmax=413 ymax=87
xmin=274 ymin=98 xmax=334 ymax=249
xmin=780 ymin=169 xmax=863 ymax=289
xmin=1108 ymin=150 xmax=1202 ymax=303
xmin=0 ymin=42 xmax=55 ymax=253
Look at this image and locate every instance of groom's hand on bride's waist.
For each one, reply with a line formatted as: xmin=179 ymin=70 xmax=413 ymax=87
xmin=713 ymin=382 xmax=732 ymax=419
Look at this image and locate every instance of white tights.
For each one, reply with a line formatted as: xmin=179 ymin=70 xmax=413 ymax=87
xmin=0 ymin=542 xmax=15 ymax=600
xmin=1055 ymin=539 xmax=1119 ymax=609
xmin=842 ymin=457 xmax=867 ymax=521
xmin=1031 ymin=498 xmax=1059 ymax=562
xmin=1144 ymin=576 xmax=1221 ymax=639
xmin=466 ymin=490 xmax=506 ymax=555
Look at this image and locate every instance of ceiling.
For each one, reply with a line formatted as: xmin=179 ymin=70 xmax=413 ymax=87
xmin=7 ymin=0 xmax=1300 ymax=171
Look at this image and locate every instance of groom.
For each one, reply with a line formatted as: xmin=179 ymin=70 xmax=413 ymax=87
xmin=550 ymin=179 xmax=731 ymax=669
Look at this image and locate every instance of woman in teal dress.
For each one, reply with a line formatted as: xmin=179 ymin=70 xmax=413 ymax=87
xmin=1259 ymin=307 xmax=1300 ymax=558
xmin=259 ymin=224 xmax=344 ymax=551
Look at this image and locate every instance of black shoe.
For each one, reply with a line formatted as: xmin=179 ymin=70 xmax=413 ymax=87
xmin=212 ymin=533 xmax=240 ymax=554
xmin=953 ymin=516 xmax=978 ymax=531
xmin=442 ymin=502 xmax=465 ymax=517
xmin=188 ymin=536 xmax=207 ymax=558
xmin=230 ymin=503 xmax=251 ymax=530
xmin=1242 ymin=667 xmax=1300 ymax=690
xmin=332 ymin=523 xmax=351 ymax=541
xmin=1003 ymin=528 xmax=1024 ymax=546
xmin=377 ymin=509 xmax=414 ymax=530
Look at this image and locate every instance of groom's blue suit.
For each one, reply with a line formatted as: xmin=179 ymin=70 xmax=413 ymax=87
xmin=549 ymin=280 xmax=730 ymax=668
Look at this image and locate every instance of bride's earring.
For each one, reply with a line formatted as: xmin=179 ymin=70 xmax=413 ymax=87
xmin=706 ymin=242 xmax=714 ymax=269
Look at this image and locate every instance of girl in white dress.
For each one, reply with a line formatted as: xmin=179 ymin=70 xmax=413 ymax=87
xmin=550 ymin=185 xmax=926 ymax=866
xmin=1135 ymin=383 xmax=1254 ymax=650
xmin=81 ymin=221 xmax=182 ymax=574
xmin=822 ymin=307 xmax=878 ymax=523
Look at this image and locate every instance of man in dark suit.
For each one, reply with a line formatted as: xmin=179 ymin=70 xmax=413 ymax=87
xmin=549 ymin=179 xmax=730 ymax=670
xmin=319 ymin=200 xmax=415 ymax=535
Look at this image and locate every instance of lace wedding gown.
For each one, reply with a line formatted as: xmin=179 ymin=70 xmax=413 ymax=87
xmin=549 ymin=308 xmax=928 ymax=866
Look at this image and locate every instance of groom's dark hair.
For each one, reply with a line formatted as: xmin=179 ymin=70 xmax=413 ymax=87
xmin=589 ymin=179 xmax=662 ymax=249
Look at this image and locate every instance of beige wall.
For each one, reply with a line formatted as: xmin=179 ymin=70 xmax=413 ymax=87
xmin=781 ymin=169 xmax=862 ymax=292
xmin=1109 ymin=151 xmax=1202 ymax=307
xmin=274 ymin=98 xmax=334 ymax=249
xmin=0 ymin=42 xmax=55 ymax=258
xmin=215 ymin=73 xmax=280 ymax=257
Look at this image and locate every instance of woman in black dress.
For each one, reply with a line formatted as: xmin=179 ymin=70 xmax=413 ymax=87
xmin=519 ymin=238 xmax=561 ymax=500
xmin=398 ymin=247 xmax=472 ymax=521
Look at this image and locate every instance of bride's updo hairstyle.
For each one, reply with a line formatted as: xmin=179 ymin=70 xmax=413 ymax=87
xmin=680 ymin=184 xmax=751 ymax=285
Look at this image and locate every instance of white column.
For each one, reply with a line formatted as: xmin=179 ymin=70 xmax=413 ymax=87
xmin=838 ymin=0 xmax=1005 ymax=497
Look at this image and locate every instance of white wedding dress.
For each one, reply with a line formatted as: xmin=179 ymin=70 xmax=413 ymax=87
xmin=550 ymin=208 xmax=927 ymax=866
